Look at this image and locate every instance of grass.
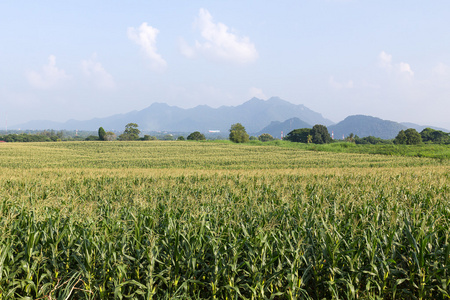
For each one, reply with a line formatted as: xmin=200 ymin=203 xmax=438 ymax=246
xmin=0 ymin=141 xmax=449 ymax=299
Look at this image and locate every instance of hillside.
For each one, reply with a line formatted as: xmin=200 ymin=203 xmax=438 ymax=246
xmin=255 ymin=117 xmax=312 ymax=138
xmin=328 ymin=115 xmax=407 ymax=140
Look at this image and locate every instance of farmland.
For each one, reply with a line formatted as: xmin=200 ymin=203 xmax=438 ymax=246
xmin=0 ymin=141 xmax=449 ymax=299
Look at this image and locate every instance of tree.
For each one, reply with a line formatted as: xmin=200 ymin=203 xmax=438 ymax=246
xmin=104 ymin=131 xmax=117 ymax=141
xmin=229 ymin=123 xmax=249 ymax=143
xmin=162 ymin=134 xmax=174 ymax=141
xmin=119 ymin=123 xmax=140 ymax=141
xmin=404 ymin=128 xmax=422 ymax=145
xmin=284 ymin=128 xmax=312 ymax=143
xmin=420 ymin=128 xmax=450 ymax=144
xmin=258 ymin=133 xmax=274 ymax=142
xmin=98 ymin=127 xmax=106 ymax=141
xmin=85 ymin=135 xmax=99 ymax=141
xmin=311 ymin=125 xmax=332 ymax=144
xmin=187 ymin=131 xmax=206 ymax=141
xmin=346 ymin=133 xmax=356 ymax=143
xmin=177 ymin=136 xmax=185 ymax=141
xmin=143 ymin=135 xmax=157 ymax=141
xmin=394 ymin=130 xmax=407 ymax=144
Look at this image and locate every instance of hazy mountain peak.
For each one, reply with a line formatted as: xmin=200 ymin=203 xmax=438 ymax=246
xmin=12 ymin=97 xmax=334 ymax=132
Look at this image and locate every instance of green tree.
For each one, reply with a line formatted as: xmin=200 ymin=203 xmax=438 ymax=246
xmin=187 ymin=131 xmax=206 ymax=141
xmin=229 ymin=123 xmax=249 ymax=143
xmin=177 ymin=136 xmax=185 ymax=141
xmin=420 ymin=128 xmax=450 ymax=144
xmin=311 ymin=124 xmax=332 ymax=144
xmin=98 ymin=127 xmax=106 ymax=141
xmin=143 ymin=135 xmax=157 ymax=141
xmin=404 ymin=128 xmax=422 ymax=145
xmin=258 ymin=133 xmax=274 ymax=142
xmin=85 ymin=135 xmax=99 ymax=141
xmin=284 ymin=128 xmax=312 ymax=143
xmin=162 ymin=134 xmax=174 ymax=141
xmin=394 ymin=130 xmax=407 ymax=144
xmin=119 ymin=123 xmax=140 ymax=141
xmin=346 ymin=133 xmax=356 ymax=143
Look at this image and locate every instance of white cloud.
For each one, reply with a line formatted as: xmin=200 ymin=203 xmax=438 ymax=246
xmin=248 ymin=87 xmax=266 ymax=99
xmin=81 ymin=54 xmax=115 ymax=90
xmin=378 ymin=51 xmax=414 ymax=77
xmin=26 ymin=55 xmax=70 ymax=89
xmin=128 ymin=22 xmax=167 ymax=71
xmin=378 ymin=51 xmax=392 ymax=70
xmin=329 ymin=76 xmax=354 ymax=89
xmin=182 ymin=8 xmax=258 ymax=64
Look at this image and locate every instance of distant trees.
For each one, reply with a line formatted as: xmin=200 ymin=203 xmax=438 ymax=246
xmin=177 ymin=136 xmax=185 ymax=141
xmin=143 ymin=135 xmax=157 ymax=141
xmin=119 ymin=123 xmax=140 ymax=141
xmin=285 ymin=128 xmax=311 ymax=143
xmin=285 ymin=125 xmax=331 ymax=144
xmin=311 ymin=124 xmax=332 ymax=144
xmin=420 ymin=128 xmax=450 ymax=144
xmin=85 ymin=135 xmax=99 ymax=141
xmin=355 ymin=135 xmax=392 ymax=145
xmin=258 ymin=133 xmax=274 ymax=142
xmin=187 ymin=131 xmax=206 ymax=141
xmin=394 ymin=129 xmax=422 ymax=145
xmin=104 ymin=132 xmax=117 ymax=141
xmin=229 ymin=123 xmax=249 ymax=143
xmin=394 ymin=130 xmax=407 ymax=145
xmin=98 ymin=127 xmax=106 ymax=141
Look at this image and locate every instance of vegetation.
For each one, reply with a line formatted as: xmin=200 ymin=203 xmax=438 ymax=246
xmin=285 ymin=128 xmax=312 ymax=143
xmin=421 ymin=127 xmax=450 ymax=144
xmin=0 ymin=141 xmax=448 ymax=299
xmin=229 ymin=123 xmax=249 ymax=143
xmin=285 ymin=125 xmax=332 ymax=144
xmin=119 ymin=123 xmax=140 ymax=141
xmin=187 ymin=131 xmax=206 ymax=141
xmin=98 ymin=127 xmax=106 ymax=141
xmin=394 ymin=129 xmax=422 ymax=145
xmin=104 ymin=131 xmax=117 ymax=141
xmin=311 ymin=124 xmax=332 ymax=144
xmin=258 ymin=133 xmax=274 ymax=142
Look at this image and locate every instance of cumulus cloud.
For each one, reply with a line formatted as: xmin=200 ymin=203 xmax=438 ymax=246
xmin=378 ymin=51 xmax=414 ymax=76
xmin=81 ymin=54 xmax=115 ymax=90
xmin=329 ymin=76 xmax=354 ymax=89
xmin=26 ymin=55 xmax=70 ymax=89
xmin=128 ymin=22 xmax=167 ymax=71
xmin=248 ymin=87 xmax=266 ymax=99
xmin=182 ymin=8 xmax=258 ymax=64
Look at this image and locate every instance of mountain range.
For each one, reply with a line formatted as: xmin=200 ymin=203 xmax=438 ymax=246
xmin=12 ymin=97 xmax=448 ymax=139
xmin=13 ymin=97 xmax=333 ymax=134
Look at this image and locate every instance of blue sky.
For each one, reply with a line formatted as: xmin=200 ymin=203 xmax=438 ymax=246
xmin=1 ymin=1 xmax=450 ymax=129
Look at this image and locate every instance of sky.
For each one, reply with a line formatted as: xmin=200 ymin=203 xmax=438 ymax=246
xmin=1 ymin=0 xmax=450 ymax=129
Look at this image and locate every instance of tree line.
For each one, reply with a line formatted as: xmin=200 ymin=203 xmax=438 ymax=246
xmin=1 ymin=122 xmax=449 ymax=145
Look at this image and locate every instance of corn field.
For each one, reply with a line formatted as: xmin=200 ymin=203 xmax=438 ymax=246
xmin=0 ymin=141 xmax=449 ymax=299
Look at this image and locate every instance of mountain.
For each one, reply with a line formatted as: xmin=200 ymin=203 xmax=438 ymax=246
xmin=328 ymin=115 xmax=407 ymax=140
xmin=13 ymin=97 xmax=334 ymax=133
xmin=400 ymin=122 xmax=450 ymax=133
xmin=255 ymin=117 xmax=312 ymax=139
